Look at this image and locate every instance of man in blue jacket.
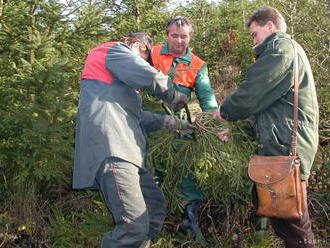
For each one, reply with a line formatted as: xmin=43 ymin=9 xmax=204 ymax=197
xmin=73 ymin=32 xmax=192 ymax=248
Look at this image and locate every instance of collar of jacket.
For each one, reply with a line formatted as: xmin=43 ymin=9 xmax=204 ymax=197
xmin=253 ymin=32 xmax=291 ymax=56
xmin=161 ymin=42 xmax=192 ymax=64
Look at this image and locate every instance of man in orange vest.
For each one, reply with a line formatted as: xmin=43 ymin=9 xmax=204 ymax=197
xmin=151 ymin=16 xmax=219 ymax=236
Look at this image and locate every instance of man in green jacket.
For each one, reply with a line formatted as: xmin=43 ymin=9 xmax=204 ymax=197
xmin=218 ymin=7 xmax=318 ymax=248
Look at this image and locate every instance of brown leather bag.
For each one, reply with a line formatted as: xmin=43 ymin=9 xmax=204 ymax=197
xmin=248 ymin=42 xmax=304 ymax=220
xmin=248 ymin=155 xmax=304 ymax=219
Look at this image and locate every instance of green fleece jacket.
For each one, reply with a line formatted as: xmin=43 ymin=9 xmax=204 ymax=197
xmin=220 ymin=32 xmax=319 ymax=180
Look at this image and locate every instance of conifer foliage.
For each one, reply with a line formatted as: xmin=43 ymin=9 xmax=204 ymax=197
xmin=0 ymin=0 xmax=328 ymax=247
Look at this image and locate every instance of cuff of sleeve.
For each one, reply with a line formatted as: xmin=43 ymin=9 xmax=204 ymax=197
xmin=202 ymin=107 xmax=218 ymax=112
xmin=163 ymin=115 xmax=173 ymax=129
xmin=220 ymin=106 xmax=229 ymax=120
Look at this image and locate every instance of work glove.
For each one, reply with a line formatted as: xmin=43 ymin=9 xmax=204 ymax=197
xmin=164 ymin=115 xmax=195 ymax=140
xmin=164 ymin=115 xmax=194 ymax=132
xmin=168 ymin=91 xmax=189 ymax=112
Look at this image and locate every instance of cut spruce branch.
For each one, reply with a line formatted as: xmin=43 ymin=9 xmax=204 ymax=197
xmin=148 ymin=113 xmax=257 ymax=214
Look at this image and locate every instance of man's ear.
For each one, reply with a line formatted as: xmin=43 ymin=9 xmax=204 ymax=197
xmin=131 ymin=42 xmax=140 ymax=51
xmin=266 ymin=21 xmax=276 ymax=32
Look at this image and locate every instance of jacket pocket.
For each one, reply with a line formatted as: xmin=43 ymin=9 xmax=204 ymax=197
xmin=258 ymin=123 xmax=290 ymax=156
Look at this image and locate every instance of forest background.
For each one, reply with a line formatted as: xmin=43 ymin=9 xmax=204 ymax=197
xmin=0 ymin=0 xmax=329 ymax=247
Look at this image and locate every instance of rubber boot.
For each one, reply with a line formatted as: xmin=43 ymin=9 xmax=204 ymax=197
xmin=179 ymin=200 xmax=208 ymax=246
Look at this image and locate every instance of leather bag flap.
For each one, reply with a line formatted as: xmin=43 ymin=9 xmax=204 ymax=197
xmin=248 ymin=155 xmax=297 ymax=184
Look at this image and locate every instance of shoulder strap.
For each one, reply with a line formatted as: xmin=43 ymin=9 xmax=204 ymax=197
xmin=275 ymin=38 xmax=300 ymax=156
xmin=291 ymin=42 xmax=299 ymax=156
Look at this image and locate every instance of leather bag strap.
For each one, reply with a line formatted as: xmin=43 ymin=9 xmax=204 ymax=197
xmin=291 ymin=42 xmax=299 ymax=156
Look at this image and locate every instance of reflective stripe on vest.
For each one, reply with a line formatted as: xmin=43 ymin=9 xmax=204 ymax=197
xmin=151 ymin=44 xmax=205 ymax=88
xmin=81 ymin=42 xmax=116 ymax=84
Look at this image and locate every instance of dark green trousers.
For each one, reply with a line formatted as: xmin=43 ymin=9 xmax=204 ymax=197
xmin=178 ymin=175 xmax=205 ymax=202
xmin=252 ymin=182 xmax=315 ymax=248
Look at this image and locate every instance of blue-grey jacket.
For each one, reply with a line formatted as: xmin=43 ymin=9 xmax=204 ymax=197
xmin=73 ymin=42 xmax=174 ymax=189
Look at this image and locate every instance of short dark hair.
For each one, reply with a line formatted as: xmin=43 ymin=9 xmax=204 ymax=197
xmin=246 ymin=7 xmax=287 ymax=32
xmin=166 ymin=16 xmax=193 ymax=35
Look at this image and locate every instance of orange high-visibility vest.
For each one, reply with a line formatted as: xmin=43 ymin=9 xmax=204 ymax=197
xmin=151 ymin=45 xmax=205 ymax=88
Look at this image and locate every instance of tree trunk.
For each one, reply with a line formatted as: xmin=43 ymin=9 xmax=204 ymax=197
xmin=133 ymin=0 xmax=141 ymax=28
xmin=289 ymin=0 xmax=297 ymax=38
xmin=0 ymin=0 xmax=3 ymax=30
xmin=29 ymin=0 xmax=37 ymax=64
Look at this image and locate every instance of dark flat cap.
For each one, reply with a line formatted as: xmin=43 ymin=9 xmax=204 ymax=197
xmin=129 ymin=32 xmax=153 ymax=64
